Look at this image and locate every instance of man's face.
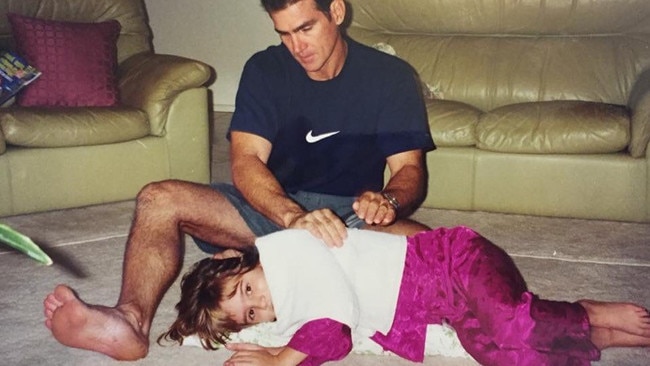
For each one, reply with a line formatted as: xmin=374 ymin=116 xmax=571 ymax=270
xmin=270 ymin=0 xmax=346 ymax=80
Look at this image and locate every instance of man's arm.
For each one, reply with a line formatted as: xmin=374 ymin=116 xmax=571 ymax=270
xmin=353 ymin=149 xmax=427 ymax=225
xmin=230 ymin=131 xmax=348 ymax=246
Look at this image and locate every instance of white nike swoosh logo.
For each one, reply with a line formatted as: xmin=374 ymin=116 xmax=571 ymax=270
xmin=305 ymin=130 xmax=340 ymax=143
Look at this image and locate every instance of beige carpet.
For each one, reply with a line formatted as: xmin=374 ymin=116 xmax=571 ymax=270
xmin=1 ymin=201 xmax=649 ymax=365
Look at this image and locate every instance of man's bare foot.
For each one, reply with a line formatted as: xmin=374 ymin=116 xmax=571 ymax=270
xmin=579 ymin=300 xmax=650 ymax=337
xmin=43 ymin=284 xmax=149 ymax=361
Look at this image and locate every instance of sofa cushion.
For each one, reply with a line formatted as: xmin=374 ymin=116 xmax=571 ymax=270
xmin=0 ymin=108 xmax=149 ymax=147
xmin=8 ymin=13 xmax=121 ymax=107
xmin=426 ymin=100 xmax=481 ymax=147
xmin=476 ymin=101 xmax=629 ymax=154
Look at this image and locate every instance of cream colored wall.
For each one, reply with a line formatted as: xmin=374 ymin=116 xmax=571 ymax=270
xmin=144 ymin=0 xmax=278 ymax=111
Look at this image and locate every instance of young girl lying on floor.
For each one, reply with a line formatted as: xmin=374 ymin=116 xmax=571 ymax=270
xmin=159 ymin=227 xmax=650 ymax=366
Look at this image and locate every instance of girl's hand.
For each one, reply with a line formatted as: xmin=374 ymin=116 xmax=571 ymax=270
xmin=223 ymin=348 xmax=278 ymax=366
xmin=224 ymin=343 xmax=307 ymax=366
xmin=225 ymin=343 xmax=284 ymax=355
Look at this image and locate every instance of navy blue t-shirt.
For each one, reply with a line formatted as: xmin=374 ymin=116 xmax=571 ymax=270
xmin=230 ymin=38 xmax=435 ymax=197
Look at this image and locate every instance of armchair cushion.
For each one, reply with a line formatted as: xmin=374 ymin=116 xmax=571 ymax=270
xmin=118 ymin=53 xmax=212 ymax=136
xmin=0 ymin=107 xmax=148 ymax=147
xmin=0 ymin=127 xmax=5 ymax=154
xmin=8 ymin=13 xmax=121 ymax=107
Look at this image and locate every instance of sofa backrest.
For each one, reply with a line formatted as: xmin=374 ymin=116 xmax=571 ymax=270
xmin=346 ymin=0 xmax=650 ymax=112
xmin=0 ymin=0 xmax=152 ymax=64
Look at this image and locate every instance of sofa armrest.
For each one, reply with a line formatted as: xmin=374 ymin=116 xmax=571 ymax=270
xmin=628 ymin=69 xmax=650 ymax=158
xmin=0 ymin=127 xmax=6 ymax=155
xmin=118 ymin=52 xmax=213 ymax=136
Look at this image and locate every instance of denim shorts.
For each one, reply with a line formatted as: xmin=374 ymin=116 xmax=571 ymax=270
xmin=193 ymin=183 xmax=364 ymax=253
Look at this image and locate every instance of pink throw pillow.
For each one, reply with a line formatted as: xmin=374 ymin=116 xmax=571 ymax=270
xmin=8 ymin=13 xmax=121 ymax=107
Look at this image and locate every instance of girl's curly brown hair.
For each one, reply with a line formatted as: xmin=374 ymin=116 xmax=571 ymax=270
xmin=157 ymin=247 xmax=260 ymax=350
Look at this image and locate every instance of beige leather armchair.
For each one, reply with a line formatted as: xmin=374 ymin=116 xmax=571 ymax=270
xmin=0 ymin=0 xmax=213 ymax=217
xmin=349 ymin=0 xmax=650 ymax=222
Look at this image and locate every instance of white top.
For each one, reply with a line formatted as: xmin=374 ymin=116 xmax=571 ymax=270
xmin=255 ymin=228 xmax=407 ymax=340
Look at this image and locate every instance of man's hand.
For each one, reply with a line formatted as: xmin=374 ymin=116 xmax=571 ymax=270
xmin=286 ymin=208 xmax=347 ymax=247
xmin=352 ymin=191 xmax=397 ymax=226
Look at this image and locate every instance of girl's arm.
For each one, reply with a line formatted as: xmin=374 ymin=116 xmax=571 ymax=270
xmin=287 ymin=318 xmax=353 ymax=366
xmin=225 ymin=318 xmax=352 ymax=366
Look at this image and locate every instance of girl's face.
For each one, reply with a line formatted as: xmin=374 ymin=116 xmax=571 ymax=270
xmin=219 ymin=265 xmax=276 ymax=326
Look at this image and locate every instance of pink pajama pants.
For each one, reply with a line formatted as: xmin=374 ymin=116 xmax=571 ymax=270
xmin=372 ymin=227 xmax=601 ymax=365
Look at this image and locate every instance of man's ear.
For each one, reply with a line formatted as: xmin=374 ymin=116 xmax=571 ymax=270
xmin=330 ymin=0 xmax=346 ymax=26
xmin=212 ymin=249 xmax=243 ymax=260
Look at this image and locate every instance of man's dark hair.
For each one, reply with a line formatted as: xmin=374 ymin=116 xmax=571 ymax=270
xmin=261 ymin=0 xmax=334 ymax=15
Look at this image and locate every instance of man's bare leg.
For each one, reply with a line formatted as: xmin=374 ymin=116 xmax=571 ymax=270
xmin=43 ymin=180 xmax=256 ymax=360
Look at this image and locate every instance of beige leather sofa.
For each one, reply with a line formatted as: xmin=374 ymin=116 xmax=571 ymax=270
xmin=0 ymin=0 xmax=212 ymax=217
xmin=348 ymin=0 xmax=650 ymax=222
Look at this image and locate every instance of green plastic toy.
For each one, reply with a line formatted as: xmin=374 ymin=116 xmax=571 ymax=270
xmin=0 ymin=223 xmax=53 ymax=265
